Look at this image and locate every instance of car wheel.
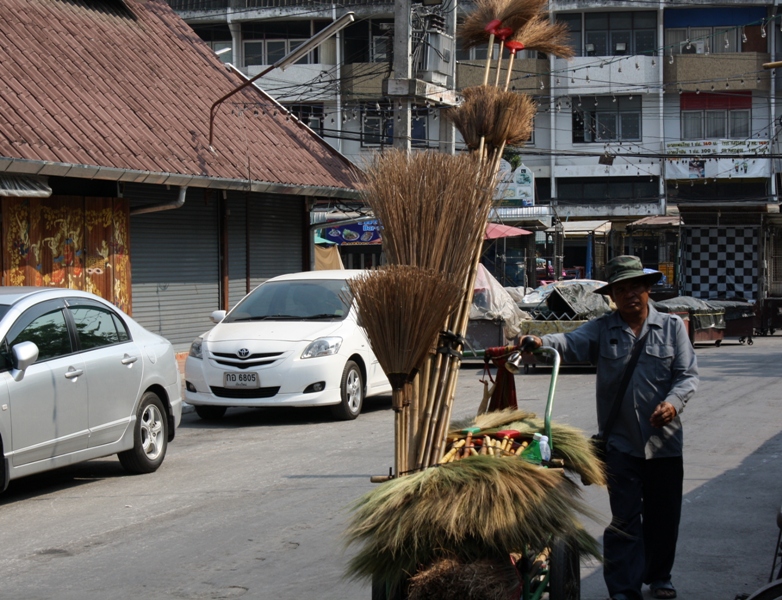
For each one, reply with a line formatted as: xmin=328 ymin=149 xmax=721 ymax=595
xmin=331 ymin=360 xmax=364 ymax=420
xmin=118 ymin=391 xmax=168 ymax=474
xmin=195 ymin=405 xmax=227 ymax=421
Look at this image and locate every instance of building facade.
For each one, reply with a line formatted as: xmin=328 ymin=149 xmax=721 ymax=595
xmin=168 ymin=0 xmax=782 ymax=313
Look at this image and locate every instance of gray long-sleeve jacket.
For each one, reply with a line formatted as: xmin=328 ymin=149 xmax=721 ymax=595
xmin=541 ymin=305 xmax=698 ymax=459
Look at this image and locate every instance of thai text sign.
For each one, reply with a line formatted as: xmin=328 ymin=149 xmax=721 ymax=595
xmin=665 ymin=139 xmax=770 ymax=179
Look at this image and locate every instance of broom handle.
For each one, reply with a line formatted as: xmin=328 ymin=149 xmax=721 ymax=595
xmin=414 ymin=351 xmax=436 ymax=468
xmin=427 ymin=240 xmax=484 ymax=465
xmin=503 ymin=52 xmax=517 ymax=92
xmin=482 ymin=33 xmax=496 ymax=86
xmin=393 ymin=388 xmax=404 ymax=476
xmin=431 ymin=160 xmax=503 ymax=463
xmin=416 ymin=317 xmax=455 ymax=468
xmin=493 ymin=43 xmax=504 ymax=87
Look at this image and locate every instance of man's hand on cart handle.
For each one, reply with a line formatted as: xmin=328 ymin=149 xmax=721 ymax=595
xmin=650 ymin=401 xmax=677 ymax=428
xmin=520 ymin=335 xmax=542 ymax=353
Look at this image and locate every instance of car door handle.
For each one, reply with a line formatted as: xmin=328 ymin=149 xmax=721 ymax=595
xmin=121 ymin=355 xmax=139 ymax=365
xmin=64 ymin=368 xmax=84 ymax=379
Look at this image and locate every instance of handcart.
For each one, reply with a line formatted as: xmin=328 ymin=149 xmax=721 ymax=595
xmin=436 ymin=345 xmax=588 ymax=600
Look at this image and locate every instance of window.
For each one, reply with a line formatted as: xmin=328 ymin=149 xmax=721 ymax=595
xmin=565 ymin=11 xmax=656 ymax=56
xmin=244 ymin=39 xmax=312 ymax=66
xmin=680 ymin=110 xmax=750 ymax=140
xmin=207 ymin=41 xmax=232 ymax=64
xmin=666 ymin=26 xmax=738 ymax=54
xmin=361 ymin=104 xmax=429 ymax=147
xmin=284 ymin=104 xmax=324 ymax=136
xmin=557 ymin=177 xmax=659 ymax=203
xmin=69 ymin=306 xmax=126 ymax=351
xmin=9 ymin=309 xmax=72 ymax=363
xmin=572 ymin=96 xmax=642 ymax=143
xmin=372 ymin=35 xmax=390 ymax=62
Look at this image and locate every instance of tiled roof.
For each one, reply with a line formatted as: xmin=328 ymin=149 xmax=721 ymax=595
xmin=0 ymin=0 xmax=359 ymax=196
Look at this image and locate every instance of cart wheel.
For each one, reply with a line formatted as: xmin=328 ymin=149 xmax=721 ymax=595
xmin=715 ymin=339 xmax=722 ymax=347
xmin=749 ymin=338 xmax=754 ymax=346
xmin=372 ymin=577 xmax=406 ymax=600
xmin=739 ymin=337 xmax=746 ymax=344
xmin=548 ymin=537 xmax=580 ymax=600
xmin=745 ymin=579 xmax=782 ymax=600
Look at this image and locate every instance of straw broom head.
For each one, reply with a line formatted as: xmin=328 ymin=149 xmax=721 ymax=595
xmin=361 ymin=150 xmax=497 ymax=280
xmin=347 ymin=265 xmax=462 ymax=389
xmin=344 ymin=455 xmax=602 ymax=588
xmin=446 ymin=86 xmax=536 ymax=151
xmin=510 ymin=14 xmax=574 ymax=58
xmin=459 ymin=0 xmax=548 ymax=49
xmin=408 ymin=557 xmax=520 ymax=600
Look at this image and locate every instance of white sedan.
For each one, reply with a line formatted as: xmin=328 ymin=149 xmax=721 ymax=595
xmin=185 ymin=270 xmax=391 ymax=421
xmin=0 ymin=288 xmax=182 ymax=492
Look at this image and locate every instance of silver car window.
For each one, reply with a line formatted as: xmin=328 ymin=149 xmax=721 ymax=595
xmin=9 ymin=309 xmax=72 ymax=362
xmin=69 ymin=306 xmax=126 ymax=351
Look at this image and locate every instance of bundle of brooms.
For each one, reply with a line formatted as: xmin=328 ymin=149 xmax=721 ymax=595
xmin=344 ymin=455 xmax=602 ymax=593
xmin=342 ymin=0 xmax=598 ymax=596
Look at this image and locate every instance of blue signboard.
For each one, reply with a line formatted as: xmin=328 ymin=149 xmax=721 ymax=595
xmin=323 ymin=219 xmax=382 ymax=245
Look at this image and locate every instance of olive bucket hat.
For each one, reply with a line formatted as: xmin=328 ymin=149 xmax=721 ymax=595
xmin=595 ymin=255 xmax=662 ymax=295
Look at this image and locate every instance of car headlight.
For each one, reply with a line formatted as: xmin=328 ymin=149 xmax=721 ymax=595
xmin=301 ymin=337 xmax=342 ymax=359
xmin=189 ymin=337 xmax=203 ymax=359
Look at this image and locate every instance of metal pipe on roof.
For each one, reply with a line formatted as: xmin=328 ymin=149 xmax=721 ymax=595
xmin=129 ymin=186 xmax=187 ymax=216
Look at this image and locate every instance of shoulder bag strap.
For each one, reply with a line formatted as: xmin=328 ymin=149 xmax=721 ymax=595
xmin=603 ymin=329 xmax=651 ymax=439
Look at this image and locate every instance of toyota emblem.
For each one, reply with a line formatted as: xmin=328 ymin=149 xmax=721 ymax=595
xmin=237 ymin=348 xmax=250 ymax=359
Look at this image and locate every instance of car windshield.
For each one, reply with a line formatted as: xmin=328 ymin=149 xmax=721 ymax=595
xmin=224 ymin=279 xmax=353 ymax=323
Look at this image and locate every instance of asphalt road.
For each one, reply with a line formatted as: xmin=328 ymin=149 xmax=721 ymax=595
xmin=0 ymin=335 xmax=781 ymax=600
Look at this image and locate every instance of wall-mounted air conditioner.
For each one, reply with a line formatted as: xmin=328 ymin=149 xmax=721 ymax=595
xmin=680 ymin=40 xmax=706 ymax=54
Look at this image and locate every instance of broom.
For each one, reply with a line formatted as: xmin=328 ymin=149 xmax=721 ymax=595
xmin=348 ymin=265 xmax=462 ymax=475
xmin=344 ymin=455 xmax=603 ymax=589
xmin=360 ymin=151 xmax=498 ymax=470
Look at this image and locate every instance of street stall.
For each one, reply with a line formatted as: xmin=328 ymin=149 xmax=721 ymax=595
xmin=625 ymin=216 xmax=680 ymax=301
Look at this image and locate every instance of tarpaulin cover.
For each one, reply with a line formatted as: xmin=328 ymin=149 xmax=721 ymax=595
xmin=519 ymin=279 xmax=606 ymax=310
xmin=705 ymin=299 xmax=756 ymax=321
xmin=546 ymin=285 xmax=612 ymax=320
xmin=653 ymin=297 xmax=725 ymax=330
xmin=471 ymin=264 xmax=531 ymax=338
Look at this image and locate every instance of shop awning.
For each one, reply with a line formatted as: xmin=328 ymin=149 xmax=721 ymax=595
xmin=546 ymin=220 xmax=611 ymax=237
xmin=0 ymin=174 xmax=52 ymax=197
xmin=484 ymin=223 xmax=533 ymax=239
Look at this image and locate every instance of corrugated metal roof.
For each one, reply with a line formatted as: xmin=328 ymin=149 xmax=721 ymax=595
xmin=628 ymin=216 xmax=681 ymax=228
xmin=0 ymin=0 xmax=358 ymax=196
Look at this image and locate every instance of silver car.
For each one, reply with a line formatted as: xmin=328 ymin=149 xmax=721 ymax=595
xmin=0 ymin=288 xmax=182 ymax=492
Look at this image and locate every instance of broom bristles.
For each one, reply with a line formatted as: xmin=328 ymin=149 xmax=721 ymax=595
xmin=344 ymin=455 xmax=602 ymax=587
xmin=511 ymin=14 xmax=574 ymax=58
xmin=361 ymin=150 xmax=497 ymax=282
xmin=459 ymin=0 xmax=548 ymax=49
xmin=446 ymin=86 xmax=536 ymax=151
xmin=348 ymin=265 xmax=462 ymax=381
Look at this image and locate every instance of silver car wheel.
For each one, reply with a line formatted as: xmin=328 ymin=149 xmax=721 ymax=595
xmin=139 ymin=403 xmax=164 ymax=461
xmin=331 ymin=359 xmax=364 ymax=420
xmin=345 ymin=368 xmax=362 ymax=412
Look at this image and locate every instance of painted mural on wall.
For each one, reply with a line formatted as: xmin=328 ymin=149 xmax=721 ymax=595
xmin=2 ymin=198 xmax=131 ymax=313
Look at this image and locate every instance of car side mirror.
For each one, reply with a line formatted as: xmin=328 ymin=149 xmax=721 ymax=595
xmin=11 ymin=341 xmax=38 ymax=382
xmin=210 ymin=310 xmax=227 ymax=324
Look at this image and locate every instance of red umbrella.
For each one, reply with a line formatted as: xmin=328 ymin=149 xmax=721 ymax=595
xmin=484 ymin=223 xmax=533 ymax=239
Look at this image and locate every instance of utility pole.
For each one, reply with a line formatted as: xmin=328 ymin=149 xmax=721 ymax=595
xmin=393 ymin=0 xmax=412 ymax=151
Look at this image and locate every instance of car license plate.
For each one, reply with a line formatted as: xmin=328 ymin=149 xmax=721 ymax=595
xmin=224 ymin=372 xmax=259 ymax=388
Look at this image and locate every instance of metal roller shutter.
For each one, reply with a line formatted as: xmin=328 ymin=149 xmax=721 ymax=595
xmin=248 ymin=195 xmax=304 ymax=290
xmin=127 ymin=184 xmax=220 ymax=351
xmin=227 ymin=193 xmax=248 ymax=309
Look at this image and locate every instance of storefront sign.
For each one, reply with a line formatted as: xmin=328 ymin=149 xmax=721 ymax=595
xmin=665 ymin=139 xmax=770 ymax=179
xmin=495 ymin=160 xmax=535 ymax=207
xmin=323 ymin=219 xmax=382 ymax=245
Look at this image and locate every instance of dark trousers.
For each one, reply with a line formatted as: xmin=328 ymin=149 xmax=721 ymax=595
xmin=603 ymin=450 xmax=683 ymax=600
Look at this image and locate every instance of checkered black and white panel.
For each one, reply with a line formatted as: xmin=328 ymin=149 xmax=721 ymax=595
xmin=681 ymin=226 xmax=758 ymax=300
